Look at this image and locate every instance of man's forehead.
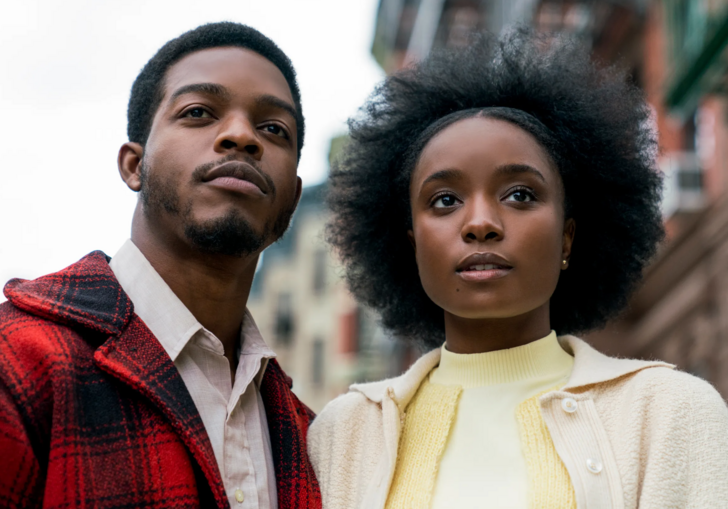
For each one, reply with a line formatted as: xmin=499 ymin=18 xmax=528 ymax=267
xmin=162 ymin=46 xmax=294 ymax=104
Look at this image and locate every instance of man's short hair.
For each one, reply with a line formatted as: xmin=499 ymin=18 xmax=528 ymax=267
xmin=127 ymin=22 xmax=304 ymax=159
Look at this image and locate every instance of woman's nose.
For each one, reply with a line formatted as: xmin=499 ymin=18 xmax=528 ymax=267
xmin=460 ymin=201 xmax=504 ymax=242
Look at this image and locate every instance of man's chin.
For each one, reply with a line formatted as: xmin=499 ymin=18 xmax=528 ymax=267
xmin=184 ymin=213 xmax=267 ymax=258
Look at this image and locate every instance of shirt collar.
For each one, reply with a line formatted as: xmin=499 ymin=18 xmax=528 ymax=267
xmin=109 ymin=239 xmax=275 ymax=374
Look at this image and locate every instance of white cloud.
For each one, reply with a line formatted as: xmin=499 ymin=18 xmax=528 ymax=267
xmin=0 ymin=0 xmax=384 ymax=299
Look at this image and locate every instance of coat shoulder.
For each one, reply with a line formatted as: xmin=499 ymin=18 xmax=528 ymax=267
xmin=310 ymin=390 xmax=377 ymax=438
xmin=0 ymin=300 xmax=94 ymax=367
xmin=599 ymin=364 xmax=728 ymax=443
xmin=309 ymin=389 xmax=385 ymax=465
xmin=624 ymin=365 xmax=727 ymax=411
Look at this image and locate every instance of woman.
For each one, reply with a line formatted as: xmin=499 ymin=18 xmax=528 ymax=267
xmin=309 ymin=29 xmax=728 ymax=509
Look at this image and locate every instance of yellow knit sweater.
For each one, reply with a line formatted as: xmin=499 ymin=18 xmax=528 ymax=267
xmin=385 ymin=333 xmax=577 ymax=509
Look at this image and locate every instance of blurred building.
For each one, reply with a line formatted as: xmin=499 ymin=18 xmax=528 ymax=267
xmin=371 ymin=0 xmax=728 ymax=398
xmin=248 ymin=138 xmax=412 ymax=412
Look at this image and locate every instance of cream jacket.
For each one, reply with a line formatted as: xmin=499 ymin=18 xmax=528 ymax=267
xmin=308 ymin=336 xmax=728 ymax=509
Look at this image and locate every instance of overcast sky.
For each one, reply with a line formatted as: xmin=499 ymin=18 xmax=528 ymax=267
xmin=0 ymin=0 xmax=384 ymax=300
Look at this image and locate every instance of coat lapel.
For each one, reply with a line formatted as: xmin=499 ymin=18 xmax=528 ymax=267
xmin=94 ymin=317 xmax=228 ymax=508
xmin=260 ymin=360 xmax=321 ymax=509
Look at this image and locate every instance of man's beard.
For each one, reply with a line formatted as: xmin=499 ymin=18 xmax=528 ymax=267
xmin=138 ymin=160 xmax=295 ymax=258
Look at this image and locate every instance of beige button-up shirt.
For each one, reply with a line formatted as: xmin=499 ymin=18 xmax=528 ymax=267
xmin=110 ymin=239 xmax=277 ymax=509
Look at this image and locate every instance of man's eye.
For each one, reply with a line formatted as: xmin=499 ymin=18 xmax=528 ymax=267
xmin=433 ymin=194 xmax=459 ymax=208
xmin=183 ymin=108 xmax=211 ymax=119
xmin=505 ymin=189 xmax=535 ymax=203
xmin=263 ymin=124 xmax=288 ymax=138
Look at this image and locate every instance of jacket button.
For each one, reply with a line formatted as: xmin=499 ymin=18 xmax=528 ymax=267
xmin=234 ymin=488 xmax=245 ymax=503
xmin=561 ymin=398 xmax=578 ymax=413
xmin=586 ymin=458 xmax=603 ymax=474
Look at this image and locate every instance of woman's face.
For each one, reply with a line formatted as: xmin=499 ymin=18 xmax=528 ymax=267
xmin=408 ymin=116 xmax=574 ymax=326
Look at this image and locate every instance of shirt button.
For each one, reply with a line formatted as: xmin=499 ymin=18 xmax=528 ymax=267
xmin=234 ymin=488 xmax=245 ymax=504
xmin=561 ymin=397 xmax=578 ymax=413
xmin=586 ymin=458 xmax=603 ymax=474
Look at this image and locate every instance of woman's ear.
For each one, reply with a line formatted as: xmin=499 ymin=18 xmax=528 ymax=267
xmin=561 ymin=218 xmax=576 ymax=269
xmin=118 ymin=142 xmax=144 ymax=192
xmin=407 ymin=230 xmax=416 ymax=252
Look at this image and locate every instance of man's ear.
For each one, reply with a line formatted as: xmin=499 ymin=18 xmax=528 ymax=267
xmin=561 ymin=218 xmax=576 ymax=269
xmin=407 ymin=230 xmax=416 ymax=252
xmin=118 ymin=142 xmax=144 ymax=192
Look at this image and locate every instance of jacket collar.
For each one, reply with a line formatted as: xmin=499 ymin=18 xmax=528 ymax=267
xmin=351 ymin=335 xmax=674 ymax=406
xmin=3 ymin=250 xmax=134 ymax=335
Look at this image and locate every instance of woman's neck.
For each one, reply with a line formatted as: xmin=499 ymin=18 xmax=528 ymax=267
xmin=443 ymin=304 xmax=552 ymax=354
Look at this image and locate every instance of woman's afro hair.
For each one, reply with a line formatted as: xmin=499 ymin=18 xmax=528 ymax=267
xmin=327 ymin=28 xmax=664 ymax=350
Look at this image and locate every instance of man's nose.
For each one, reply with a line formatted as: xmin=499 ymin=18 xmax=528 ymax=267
xmin=460 ymin=199 xmax=504 ymax=242
xmin=214 ymin=115 xmax=264 ymax=159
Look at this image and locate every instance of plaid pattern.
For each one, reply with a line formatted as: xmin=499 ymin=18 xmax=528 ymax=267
xmin=0 ymin=251 xmax=321 ymax=509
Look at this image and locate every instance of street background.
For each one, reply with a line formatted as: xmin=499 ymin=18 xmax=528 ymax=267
xmin=3 ymin=0 xmax=728 ymax=410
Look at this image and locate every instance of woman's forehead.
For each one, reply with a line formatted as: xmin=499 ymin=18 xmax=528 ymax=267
xmin=412 ymin=116 xmax=558 ymax=185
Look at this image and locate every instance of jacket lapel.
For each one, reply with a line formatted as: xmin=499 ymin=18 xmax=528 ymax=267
xmin=94 ymin=317 xmax=228 ymax=508
xmin=260 ymin=359 xmax=321 ymax=509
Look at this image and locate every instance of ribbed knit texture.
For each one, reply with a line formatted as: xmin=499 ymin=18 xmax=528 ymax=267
xmin=516 ymin=388 xmax=577 ymax=508
xmin=384 ymin=380 xmax=462 ymax=509
xmin=386 ymin=333 xmax=575 ymax=509
xmin=430 ymin=332 xmax=571 ymax=388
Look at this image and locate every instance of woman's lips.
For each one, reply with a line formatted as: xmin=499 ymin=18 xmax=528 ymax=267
xmin=455 ymin=252 xmax=513 ymax=281
xmin=457 ymin=265 xmax=512 ymax=282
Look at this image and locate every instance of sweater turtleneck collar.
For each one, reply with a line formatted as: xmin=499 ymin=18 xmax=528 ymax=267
xmin=430 ymin=331 xmax=574 ymax=389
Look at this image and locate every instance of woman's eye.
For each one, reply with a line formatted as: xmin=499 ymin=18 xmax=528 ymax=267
xmin=183 ymin=108 xmax=211 ymax=119
xmin=263 ymin=124 xmax=288 ymax=138
xmin=505 ymin=189 xmax=535 ymax=203
xmin=433 ymin=194 xmax=459 ymax=208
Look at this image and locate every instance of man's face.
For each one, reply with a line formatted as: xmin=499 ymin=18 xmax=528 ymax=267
xmin=138 ymin=46 xmax=300 ymax=257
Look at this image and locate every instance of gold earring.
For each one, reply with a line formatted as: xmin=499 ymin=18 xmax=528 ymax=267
xmin=562 ymin=259 xmax=568 ymax=268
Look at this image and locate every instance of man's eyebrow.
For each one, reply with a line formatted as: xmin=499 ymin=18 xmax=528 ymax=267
xmin=420 ymin=168 xmax=463 ymax=191
xmin=494 ymin=163 xmax=547 ymax=183
xmin=255 ymin=94 xmax=298 ymax=120
xmin=169 ymin=82 xmax=231 ymax=102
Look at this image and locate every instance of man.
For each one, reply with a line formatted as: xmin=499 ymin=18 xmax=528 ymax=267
xmin=0 ymin=22 xmax=320 ymax=509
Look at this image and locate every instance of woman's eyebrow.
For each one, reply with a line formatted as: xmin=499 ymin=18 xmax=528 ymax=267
xmin=495 ymin=163 xmax=546 ymax=183
xmin=420 ymin=168 xmax=463 ymax=191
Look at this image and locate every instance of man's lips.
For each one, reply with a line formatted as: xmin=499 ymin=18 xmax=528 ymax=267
xmin=202 ymin=161 xmax=270 ymax=196
xmin=456 ymin=252 xmax=513 ymax=281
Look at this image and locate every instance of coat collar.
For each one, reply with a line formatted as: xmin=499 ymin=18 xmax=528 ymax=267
xmin=351 ymin=335 xmax=674 ymax=407
xmin=3 ymin=250 xmax=134 ymax=335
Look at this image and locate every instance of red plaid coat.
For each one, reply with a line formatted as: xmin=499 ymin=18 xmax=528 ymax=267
xmin=0 ymin=251 xmax=321 ymax=509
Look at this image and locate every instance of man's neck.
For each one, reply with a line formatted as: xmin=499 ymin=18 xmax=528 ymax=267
xmin=130 ymin=226 xmax=258 ymax=366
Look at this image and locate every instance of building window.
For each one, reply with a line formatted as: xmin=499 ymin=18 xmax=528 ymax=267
xmin=312 ymin=249 xmax=327 ymax=295
xmin=340 ymin=306 xmax=360 ymax=354
xmin=312 ymin=339 xmax=325 ymax=387
xmin=275 ymin=293 xmax=294 ymax=346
